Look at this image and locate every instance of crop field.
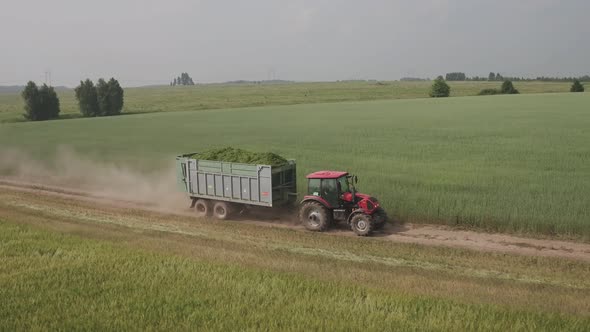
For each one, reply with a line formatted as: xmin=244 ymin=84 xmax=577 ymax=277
xmin=1 ymin=82 xmax=589 ymax=330
xmin=0 ymin=94 xmax=590 ymax=241
xmin=1 ymin=91 xmax=589 ymax=239
xmin=0 ymin=80 xmax=574 ymax=123
xmin=0 ymin=188 xmax=589 ymax=330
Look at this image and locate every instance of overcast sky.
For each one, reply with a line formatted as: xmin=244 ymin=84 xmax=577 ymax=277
xmin=1 ymin=0 xmax=588 ymax=87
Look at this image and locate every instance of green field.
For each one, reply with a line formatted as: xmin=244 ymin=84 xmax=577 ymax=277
xmin=1 ymin=189 xmax=589 ymax=330
xmin=1 ymin=91 xmax=589 ymax=239
xmin=1 ymin=82 xmax=589 ymax=330
xmin=0 ymin=80 xmax=575 ymax=123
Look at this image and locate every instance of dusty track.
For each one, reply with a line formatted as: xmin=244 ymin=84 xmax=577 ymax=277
xmin=1 ymin=178 xmax=589 ymax=262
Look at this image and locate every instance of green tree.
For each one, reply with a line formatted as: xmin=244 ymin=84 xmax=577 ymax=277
xmin=21 ymin=81 xmax=60 ymax=121
xmin=500 ymin=80 xmax=519 ymax=94
xmin=96 ymin=78 xmax=110 ymax=116
xmin=172 ymin=73 xmax=195 ymax=86
xmin=21 ymin=81 xmax=41 ymax=121
xmin=488 ymin=72 xmax=496 ymax=81
xmin=496 ymin=73 xmax=503 ymax=81
xmin=429 ymin=77 xmax=451 ymax=98
xmin=75 ymin=79 xmax=99 ymax=117
xmin=478 ymin=88 xmax=500 ymax=95
xmin=571 ymin=79 xmax=585 ymax=92
xmin=76 ymin=78 xmax=124 ymax=117
xmin=107 ymin=78 xmax=124 ymax=115
xmin=38 ymin=84 xmax=60 ymax=119
xmin=445 ymin=72 xmax=466 ymax=81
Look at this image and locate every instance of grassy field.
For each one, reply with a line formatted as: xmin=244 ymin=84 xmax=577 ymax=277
xmin=0 ymin=188 xmax=589 ymax=330
xmin=0 ymin=80 xmax=575 ymax=123
xmin=0 ymin=92 xmax=589 ymax=239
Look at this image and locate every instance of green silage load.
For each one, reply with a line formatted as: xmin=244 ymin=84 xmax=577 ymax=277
xmin=189 ymin=147 xmax=288 ymax=167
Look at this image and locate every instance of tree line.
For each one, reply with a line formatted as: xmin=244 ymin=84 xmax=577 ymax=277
xmin=21 ymin=82 xmax=61 ymax=121
xmin=171 ymin=72 xmax=195 ymax=86
xmin=20 ymin=78 xmax=124 ymax=121
xmin=75 ymin=78 xmax=124 ymax=117
xmin=430 ymin=76 xmax=584 ymax=98
xmin=444 ymin=72 xmax=589 ymax=82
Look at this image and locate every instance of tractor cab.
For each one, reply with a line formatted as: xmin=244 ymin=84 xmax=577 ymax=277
xmin=299 ymin=171 xmax=387 ymax=236
xmin=305 ymin=171 xmax=350 ymax=207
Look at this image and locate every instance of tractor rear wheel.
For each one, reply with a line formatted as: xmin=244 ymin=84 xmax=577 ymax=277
xmin=212 ymin=201 xmax=232 ymax=220
xmin=299 ymin=201 xmax=330 ymax=232
xmin=350 ymin=213 xmax=373 ymax=236
xmin=194 ymin=199 xmax=210 ymax=218
xmin=372 ymin=208 xmax=388 ymax=230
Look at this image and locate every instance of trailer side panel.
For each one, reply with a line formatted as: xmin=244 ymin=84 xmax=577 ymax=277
xmin=176 ymin=155 xmax=296 ymax=208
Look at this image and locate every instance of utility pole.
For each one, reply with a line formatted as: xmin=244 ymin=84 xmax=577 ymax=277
xmin=268 ymin=68 xmax=276 ymax=81
xmin=44 ymin=70 xmax=52 ymax=86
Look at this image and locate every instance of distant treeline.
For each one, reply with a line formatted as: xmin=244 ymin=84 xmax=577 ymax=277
xmin=223 ymin=80 xmax=295 ymax=85
xmin=171 ymin=72 xmax=195 ymax=86
xmin=533 ymin=75 xmax=590 ymax=82
xmin=400 ymin=77 xmax=430 ymax=81
xmin=398 ymin=74 xmax=590 ymax=82
xmin=445 ymin=72 xmax=590 ymax=82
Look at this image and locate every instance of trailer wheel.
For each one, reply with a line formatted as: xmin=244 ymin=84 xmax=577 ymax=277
xmin=194 ymin=199 xmax=210 ymax=218
xmin=350 ymin=213 xmax=373 ymax=236
xmin=299 ymin=201 xmax=330 ymax=232
xmin=372 ymin=208 xmax=388 ymax=230
xmin=212 ymin=201 xmax=232 ymax=220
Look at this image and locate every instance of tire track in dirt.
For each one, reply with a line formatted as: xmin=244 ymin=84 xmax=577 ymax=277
xmin=1 ymin=178 xmax=589 ymax=262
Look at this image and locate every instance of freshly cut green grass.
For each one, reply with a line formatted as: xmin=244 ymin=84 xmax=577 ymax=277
xmin=1 ymin=204 xmax=589 ymax=332
xmin=0 ymin=81 xmax=577 ymax=122
xmin=189 ymin=146 xmax=288 ymax=166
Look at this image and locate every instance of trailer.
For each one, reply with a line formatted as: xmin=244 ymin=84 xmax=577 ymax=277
xmin=176 ymin=153 xmax=297 ymax=219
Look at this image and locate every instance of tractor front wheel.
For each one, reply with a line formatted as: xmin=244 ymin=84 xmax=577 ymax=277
xmin=350 ymin=213 xmax=374 ymax=236
xmin=372 ymin=208 xmax=388 ymax=230
xmin=299 ymin=201 xmax=330 ymax=232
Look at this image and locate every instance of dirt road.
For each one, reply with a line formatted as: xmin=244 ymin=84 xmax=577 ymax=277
xmin=1 ymin=178 xmax=589 ymax=262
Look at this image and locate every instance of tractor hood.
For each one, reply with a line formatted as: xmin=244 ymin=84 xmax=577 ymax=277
xmin=341 ymin=192 xmax=376 ymax=202
xmin=341 ymin=192 xmax=380 ymax=213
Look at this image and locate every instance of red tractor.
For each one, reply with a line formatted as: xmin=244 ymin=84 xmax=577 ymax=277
xmin=298 ymin=171 xmax=387 ymax=236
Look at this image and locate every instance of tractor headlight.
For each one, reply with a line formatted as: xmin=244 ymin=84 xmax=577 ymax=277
xmin=369 ymin=197 xmax=379 ymax=207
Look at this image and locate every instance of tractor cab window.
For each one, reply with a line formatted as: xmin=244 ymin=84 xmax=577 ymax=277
xmin=308 ymin=178 xmax=321 ymax=196
xmin=337 ymin=176 xmax=350 ymax=193
xmin=322 ymin=179 xmax=339 ymax=207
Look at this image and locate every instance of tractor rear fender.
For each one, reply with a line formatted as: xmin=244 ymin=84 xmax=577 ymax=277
xmin=300 ymin=196 xmax=332 ymax=209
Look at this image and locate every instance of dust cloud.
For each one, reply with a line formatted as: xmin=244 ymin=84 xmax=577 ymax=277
xmin=0 ymin=147 xmax=187 ymax=210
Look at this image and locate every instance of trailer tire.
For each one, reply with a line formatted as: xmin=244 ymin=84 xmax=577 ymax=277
xmin=194 ymin=199 xmax=210 ymax=218
xmin=299 ymin=201 xmax=330 ymax=232
xmin=350 ymin=213 xmax=373 ymax=236
xmin=372 ymin=208 xmax=388 ymax=230
xmin=212 ymin=201 xmax=232 ymax=220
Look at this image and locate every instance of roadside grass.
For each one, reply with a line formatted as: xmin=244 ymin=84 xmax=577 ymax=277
xmin=0 ymin=81 xmax=576 ymax=123
xmin=1 ymin=189 xmax=590 ymax=314
xmin=1 ymin=93 xmax=589 ymax=239
xmin=1 ymin=190 xmax=590 ymax=330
